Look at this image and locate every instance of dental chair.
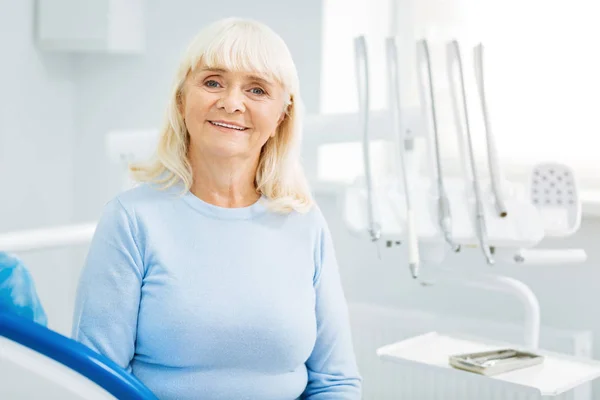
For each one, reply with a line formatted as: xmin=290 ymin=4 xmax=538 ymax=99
xmin=0 ymin=312 xmax=157 ymax=399
xmin=0 ymin=251 xmax=157 ymax=399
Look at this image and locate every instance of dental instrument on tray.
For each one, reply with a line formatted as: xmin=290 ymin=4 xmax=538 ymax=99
xmin=449 ymin=348 xmax=544 ymax=376
xmin=386 ymin=36 xmax=420 ymax=278
xmin=354 ymin=36 xmax=382 ymax=257
xmin=417 ymin=39 xmax=460 ymax=253
xmin=474 ymin=43 xmax=508 ymax=218
xmin=447 ymin=40 xmax=494 ymax=265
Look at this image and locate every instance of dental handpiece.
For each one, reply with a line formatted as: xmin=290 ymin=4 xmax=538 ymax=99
xmin=474 ymin=43 xmax=508 ymax=218
xmin=418 ymin=39 xmax=460 ymax=253
xmin=386 ymin=36 xmax=420 ymax=278
xmin=354 ymin=36 xmax=382 ymax=253
xmin=448 ymin=40 xmax=494 ymax=265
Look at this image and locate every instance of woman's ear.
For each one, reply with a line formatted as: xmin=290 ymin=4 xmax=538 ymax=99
xmin=277 ymin=100 xmax=291 ymax=125
xmin=277 ymin=111 xmax=286 ymax=125
xmin=272 ymin=109 xmax=287 ymax=137
xmin=177 ymin=76 xmax=191 ymax=116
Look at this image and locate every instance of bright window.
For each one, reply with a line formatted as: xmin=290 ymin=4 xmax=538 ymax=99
xmin=319 ymin=0 xmax=600 ymax=194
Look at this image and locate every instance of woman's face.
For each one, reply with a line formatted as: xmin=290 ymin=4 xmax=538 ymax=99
xmin=181 ymin=65 xmax=287 ymax=161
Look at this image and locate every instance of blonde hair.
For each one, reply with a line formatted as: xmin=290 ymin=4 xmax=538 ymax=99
xmin=130 ymin=17 xmax=313 ymax=213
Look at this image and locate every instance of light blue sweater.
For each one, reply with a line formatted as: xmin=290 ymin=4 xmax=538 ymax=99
xmin=71 ymin=183 xmax=361 ymax=399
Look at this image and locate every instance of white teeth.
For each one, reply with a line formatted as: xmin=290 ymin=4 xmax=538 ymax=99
xmin=211 ymin=121 xmax=246 ymax=130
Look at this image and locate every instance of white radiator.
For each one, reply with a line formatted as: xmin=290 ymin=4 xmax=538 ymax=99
xmin=348 ymin=302 xmax=594 ymax=400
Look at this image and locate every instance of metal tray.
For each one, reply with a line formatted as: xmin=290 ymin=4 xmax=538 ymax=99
xmin=449 ymin=348 xmax=544 ymax=376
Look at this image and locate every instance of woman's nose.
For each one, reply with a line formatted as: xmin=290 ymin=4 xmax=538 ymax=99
xmin=218 ymin=88 xmax=246 ymax=114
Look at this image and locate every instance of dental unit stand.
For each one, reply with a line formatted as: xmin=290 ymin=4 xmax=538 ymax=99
xmin=353 ymin=35 xmax=599 ymax=394
xmin=348 ymin=34 xmax=587 ymax=356
xmin=421 ymin=267 xmax=540 ymax=349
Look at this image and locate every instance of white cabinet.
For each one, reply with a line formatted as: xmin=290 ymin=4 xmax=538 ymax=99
xmin=35 ymin=0 xmax=145 ymax=53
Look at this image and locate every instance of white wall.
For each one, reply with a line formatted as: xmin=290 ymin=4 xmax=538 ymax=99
xmin=0 ymin=0 xmax=75 ymax=231
xmin=0 ymin=0 xmax=79 ymax=336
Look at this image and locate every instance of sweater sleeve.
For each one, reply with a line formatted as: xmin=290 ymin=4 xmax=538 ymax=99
xmin=302 ymin=211 xmax=362 ymax=399
xmin=71 ymin=198 xmax=144 ymax=372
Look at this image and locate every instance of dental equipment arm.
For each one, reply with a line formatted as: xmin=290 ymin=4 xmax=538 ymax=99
xmin=474 ymin=43 xmax=508 ymax=218
xmin=386 ymin=36 xmax=420 ymax=278
xmin=447 ymin=40 xmax=494 ymax=265
xmin=422 ymin=267 xmax=540 ymax=349
xmin=354 ymin=36 xmax=382 ymax=254
xmin=417 ymin=39 xmax=460 ymax=253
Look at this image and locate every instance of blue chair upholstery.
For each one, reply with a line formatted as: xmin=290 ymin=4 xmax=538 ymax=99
xmin=0 ymin=311 xmax=158 ymax=399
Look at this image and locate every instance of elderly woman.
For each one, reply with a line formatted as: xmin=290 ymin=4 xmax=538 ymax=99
xmin=71 ymin=17 xmax=361 ymax=400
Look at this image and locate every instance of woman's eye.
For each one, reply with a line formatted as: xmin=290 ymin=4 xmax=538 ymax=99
xmin=204 ymin=80 xmax=221 ymax=88
xmin=250 ymin=87 xmax=266 ymax=95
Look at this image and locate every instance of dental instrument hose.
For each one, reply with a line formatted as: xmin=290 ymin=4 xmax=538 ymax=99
xmin=418 ymin=39 xmax=461 ymax=253
xmin=386 ymin=36 xmax=420 ymax=278
xmin=449 ymin=40 xmax=494 ymax=265
xmin=354 ymin=36 xmax=382 ymax=256
xmin=474 ymin=43 xmax=508 ymax=218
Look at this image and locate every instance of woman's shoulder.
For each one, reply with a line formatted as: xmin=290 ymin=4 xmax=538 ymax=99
xmin=104 ymin=182 xmax=181 ymax=214
xmin=283 ymin=201 xmax=330 ymax=233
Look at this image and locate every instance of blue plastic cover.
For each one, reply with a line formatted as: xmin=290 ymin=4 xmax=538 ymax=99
xmin=0 ymin=252 xmax=47 ymax=326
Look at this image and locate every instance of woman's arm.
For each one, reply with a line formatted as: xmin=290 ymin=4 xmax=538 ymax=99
xmin=303 ymin=211 xmax=362 ymax=399
xmin=71 ymin=198 xmax=144 ymax=372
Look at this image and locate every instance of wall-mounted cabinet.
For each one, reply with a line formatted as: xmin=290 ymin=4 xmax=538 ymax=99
xmin=36 ymin=0 xmax=145 ymax=53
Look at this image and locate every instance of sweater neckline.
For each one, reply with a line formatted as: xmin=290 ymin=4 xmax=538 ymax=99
xmin=181 ymin=190 xmax=268 ymax=220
